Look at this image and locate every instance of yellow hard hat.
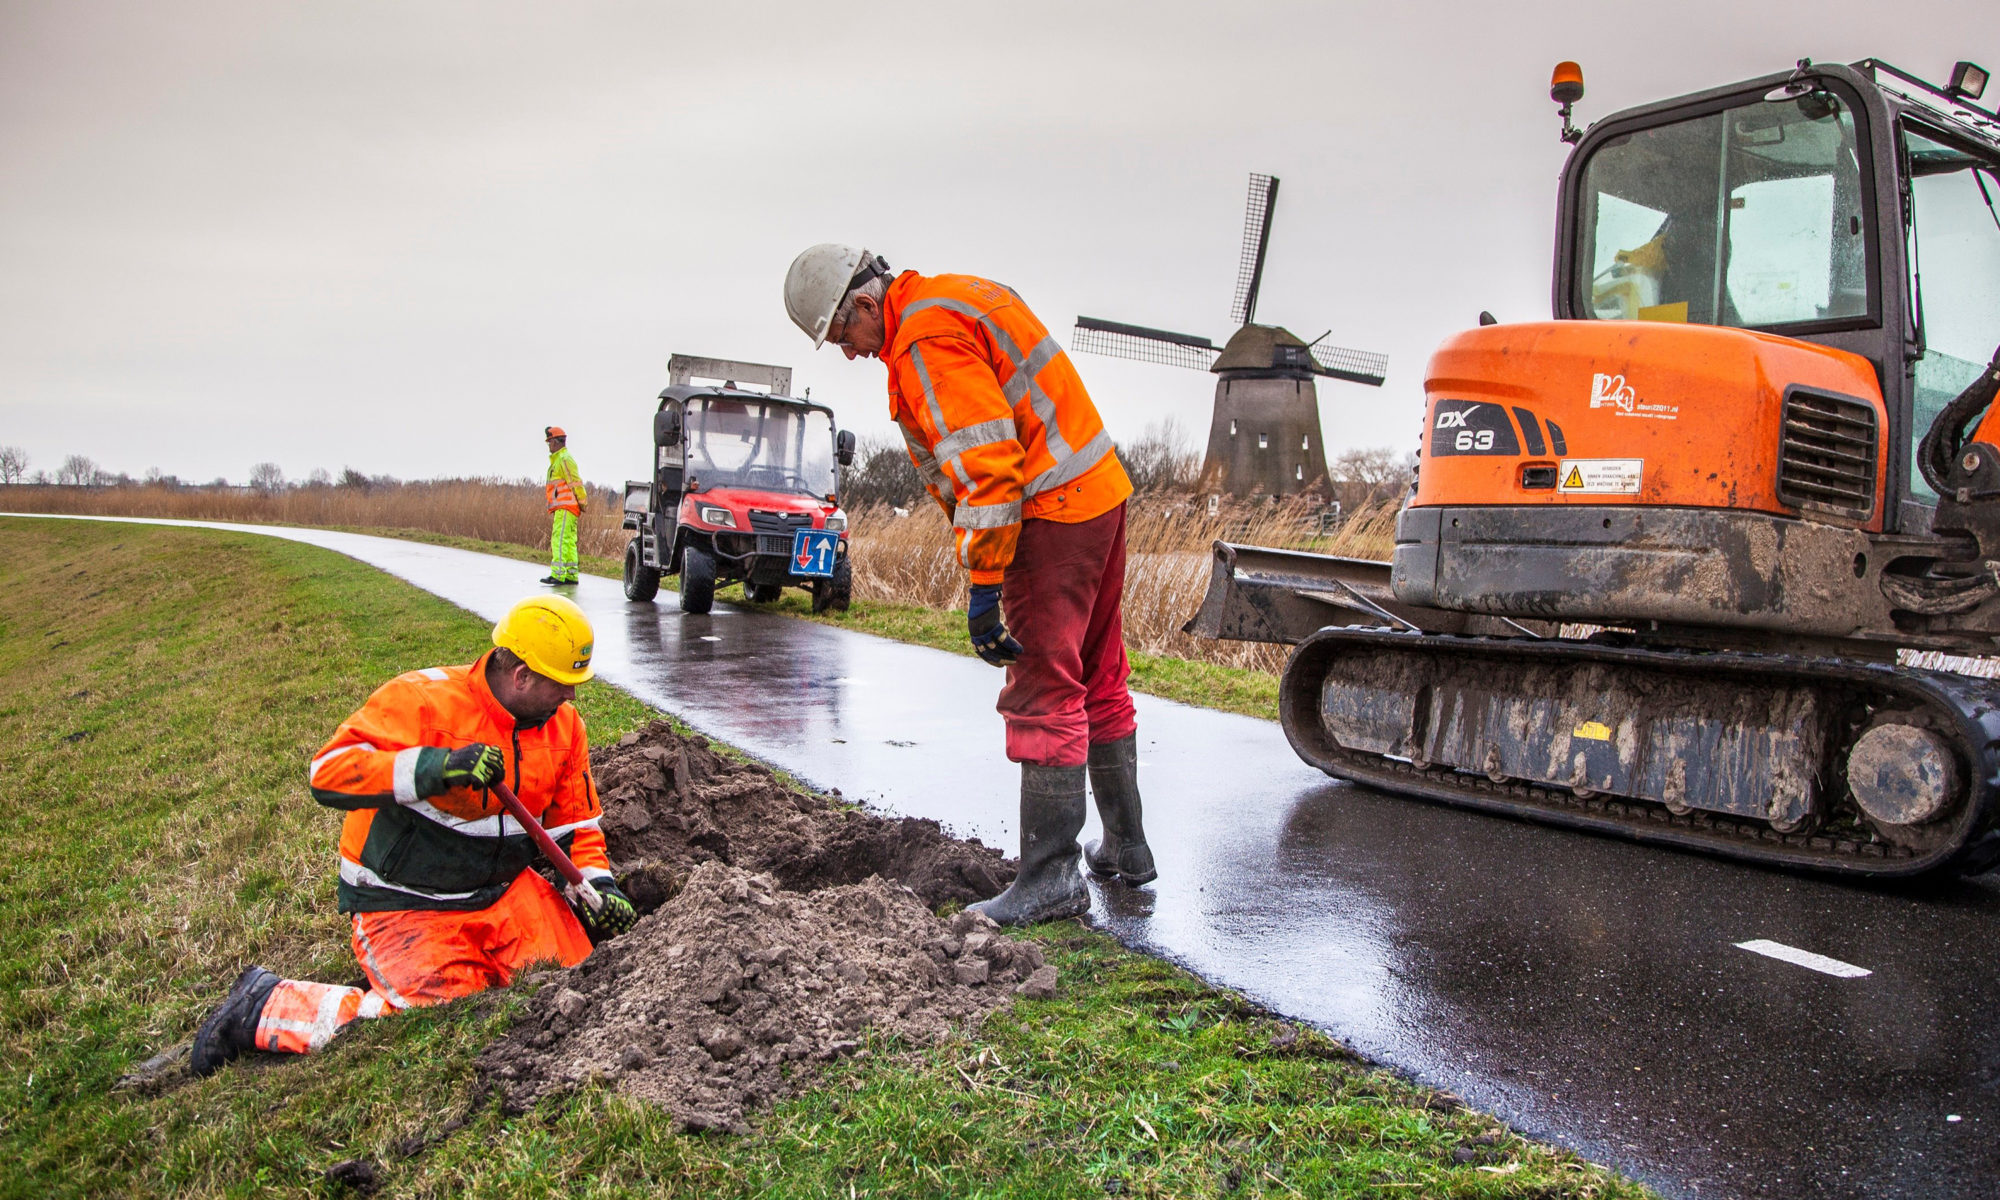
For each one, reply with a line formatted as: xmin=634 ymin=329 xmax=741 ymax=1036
xmin=492 ymin=594 xmax=595 ymax=685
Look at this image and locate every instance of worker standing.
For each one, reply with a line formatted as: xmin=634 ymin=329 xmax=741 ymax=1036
xmin=188 ymin=595 xmax=636 ymax=1076
xmin=543 ymin=426 xmax=587 ymax=586
xmin=783 ymin=244 xmax=1157 ymax=926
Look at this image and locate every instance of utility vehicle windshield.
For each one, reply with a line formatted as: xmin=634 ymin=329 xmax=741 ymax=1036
xmin=684 ymin=397 xmax=837 ymax=497
xmin=1905 ymin=125 xmax=2000 ymax=501
xmin=1575 ymin=88 xmax=1871 ymax=329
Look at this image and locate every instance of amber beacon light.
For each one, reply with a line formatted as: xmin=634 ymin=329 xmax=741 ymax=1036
xmin=1551 ymin=61 xmax=1586 ymax=143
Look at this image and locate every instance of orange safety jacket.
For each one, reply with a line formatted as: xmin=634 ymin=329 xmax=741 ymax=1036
xmin=308 ymin=650 xmax=612 ymax=913
xmin=881 ymin=271 xmax=1132 ymax=585
xmin=546 ymin=447 xmax=585 ymax=514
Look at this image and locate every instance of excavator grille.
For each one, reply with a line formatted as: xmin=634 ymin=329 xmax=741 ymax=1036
xmin=1776 ymin=389 xmax=1877 ymax=519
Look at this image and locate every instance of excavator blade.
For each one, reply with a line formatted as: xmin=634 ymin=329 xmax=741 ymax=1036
xmin=1181 ymin=541 xmax=1525 ymax=644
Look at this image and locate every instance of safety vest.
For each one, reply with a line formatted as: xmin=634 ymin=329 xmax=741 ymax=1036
xmin=546 ymin=448 xmax=584 ymax=514
xmin=881 ymin=271 xmax=1132 ymax=584
xmin=308 ymin=651 xmax=612 ymax=912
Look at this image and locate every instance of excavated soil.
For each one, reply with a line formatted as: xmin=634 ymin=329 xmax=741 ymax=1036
xmin=590 ymin=720 xmax=1014 ymax=912
xmin=476 ymin=721 xmax=1050 ymax=1132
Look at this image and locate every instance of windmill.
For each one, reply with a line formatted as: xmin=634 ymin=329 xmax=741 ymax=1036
xmin=1072 ymin=173 xmax=1388 ymax=497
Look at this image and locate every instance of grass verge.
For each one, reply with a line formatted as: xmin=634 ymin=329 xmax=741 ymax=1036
xmin=0 ymin=516 xmax=1645 ymax=1198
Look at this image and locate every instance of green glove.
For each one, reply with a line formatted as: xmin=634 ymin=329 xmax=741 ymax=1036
xmin=440 ymin=743 xmax=506 ymax=792
xmin=574 ymin=880 xmax=637 ymax=941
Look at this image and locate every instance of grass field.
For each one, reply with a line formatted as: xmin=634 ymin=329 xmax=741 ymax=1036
xmin=0 ymin=517 xmax=1648 ymax=1198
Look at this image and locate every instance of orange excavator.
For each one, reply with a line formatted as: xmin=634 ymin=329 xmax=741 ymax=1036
xmin=1190 ymin=57 xmax=2000 ymax=876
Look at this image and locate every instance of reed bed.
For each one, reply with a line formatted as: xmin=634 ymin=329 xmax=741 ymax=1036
xmin=0 ymin=480 xmax=629 ymax=559
xmin=845 ymin=495 xmax=1398 ymax=673
xmin=5 ymin=481 xmax=1397 ymax=675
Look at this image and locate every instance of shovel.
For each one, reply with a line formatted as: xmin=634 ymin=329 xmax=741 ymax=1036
xmin=490 ymin=779 xmax=603 ymax=912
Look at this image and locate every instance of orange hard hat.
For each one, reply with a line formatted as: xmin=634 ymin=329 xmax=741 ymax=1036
xmin=545 ymin=426 xmax=567 ymax=439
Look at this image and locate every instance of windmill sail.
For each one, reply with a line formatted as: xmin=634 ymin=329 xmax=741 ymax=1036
xmin=1072 ymin=316 xmax=1220 ymax=372
xmin=1229 ymin=174 xmax=1280 ymax=327
xmin=1308 ymin=336 xmax=1389 ymax=387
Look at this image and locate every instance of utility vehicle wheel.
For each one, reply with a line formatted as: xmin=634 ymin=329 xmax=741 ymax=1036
xmin=746 ymin=583 xmax=782 ymax=603
xmin=829 ymin=558 xmax=852 ymax=613
xmin=680 ymin=543 xmax=716 ymax=614
xmin=622 ymin=539 xmax=660 ymax=602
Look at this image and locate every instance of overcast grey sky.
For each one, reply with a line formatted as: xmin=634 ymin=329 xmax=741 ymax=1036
xmin=3 ymin=0 xmax=1995 ymax=487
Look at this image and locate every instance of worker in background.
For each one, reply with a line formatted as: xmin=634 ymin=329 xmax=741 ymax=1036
xmin=783 ymin=244 xmax=1156 ymax=926
xmin=543 ymin=426 xmax=587 ymax=585
xmin=189 ymin=594 xmax=636 ymax=1076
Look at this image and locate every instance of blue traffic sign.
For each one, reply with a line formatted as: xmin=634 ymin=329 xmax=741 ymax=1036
xmin=790 ymin=528 xmax=839 ymax=578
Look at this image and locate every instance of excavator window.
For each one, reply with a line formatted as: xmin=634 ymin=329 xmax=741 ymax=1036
xmin=1574 ymin=89 xmax=1871 ymax=331
xmin=1903 ymin=124 xmax=2000 ymax=502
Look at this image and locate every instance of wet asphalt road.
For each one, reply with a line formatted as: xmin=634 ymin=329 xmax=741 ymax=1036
xmin=20 ymin=514 xmax=2000 ymax=1199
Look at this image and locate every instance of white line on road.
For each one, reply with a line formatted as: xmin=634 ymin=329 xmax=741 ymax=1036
xmin=1733 ymin=939 xmax=1871 ymax=978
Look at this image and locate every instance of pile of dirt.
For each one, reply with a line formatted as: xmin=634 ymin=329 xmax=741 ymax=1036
xmin=480 ymin=862 xmax=1054 ymax=1131
xmin=476 ymin=720 xmax=1049 ymax=1131
xmin=590 ymin=720 xmax=1014 ymax=911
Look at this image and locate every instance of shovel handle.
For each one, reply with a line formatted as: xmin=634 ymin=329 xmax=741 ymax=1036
xmin=490 ymin=779 xmax=603 ymax=912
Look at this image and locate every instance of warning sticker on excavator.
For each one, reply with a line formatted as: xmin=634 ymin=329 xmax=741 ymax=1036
xmin=1557 ymin=459 xmax=1642 ymax=494
xmin=1573 ymin=720 xmax=1613 ymax=741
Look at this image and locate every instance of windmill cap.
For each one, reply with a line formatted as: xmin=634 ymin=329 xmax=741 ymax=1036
xmin=1211 ymin=324 xmax=1315 ymax=375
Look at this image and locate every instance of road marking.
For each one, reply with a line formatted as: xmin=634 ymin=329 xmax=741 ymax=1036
xmin=1733 ymin=939 xmax=1871 ymax=978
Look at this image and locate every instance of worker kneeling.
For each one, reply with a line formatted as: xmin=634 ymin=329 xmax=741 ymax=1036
xmin=189 ymin=595 xmax=636 ymax=1076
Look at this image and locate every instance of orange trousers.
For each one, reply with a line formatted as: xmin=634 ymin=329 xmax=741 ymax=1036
xmin=253 ymin=869 xmax=593 ymax=1055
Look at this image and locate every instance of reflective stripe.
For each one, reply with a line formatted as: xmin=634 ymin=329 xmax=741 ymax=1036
xmin=357 ymin=992 xmax=391 ymax=1019
xmin=955 ymin=499 xmax=1023 ymax=529
xmin=904 ymin=432 xmax=952 ymax=496
xmin=311 ymin=741 xmax=375 ymax=775
xmin=401 ymin=797 xmax=507 ymax=836
xmin=392 ymin=747 xmax=421 ymax=805
xmin=909 ymin=343 xmax=951 ymax=436
xmin=901 ymin=296 xmax=1076 ymax=461
xmin=418 ymin=668 xmax=448 ymax=681
xmin=934 ymin=417 xmax=1017 ymax=463
xmin=341 ymin=857 xmax=483 ymax=904
xmin=1025 ymin=428 xmax=1115 ymax=497
xmin=352 ymin=914 xmax=416 ymax=1008
xmin=997 ymin=334 xmax=1075 ymax=461
xmin=542 ymin=815 xmax=602 ymax=840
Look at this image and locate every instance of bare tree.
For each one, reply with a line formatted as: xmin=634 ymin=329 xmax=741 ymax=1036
xmin=839 ymin=436 xmax=926 ymax=508
xmin=249 ymin=461 xmax=286 ymax=494
xmin=57 ymin=454 xmax=99 ymax=486
xmin=305 ymin=468 xmax=332 ymax=488
xmin=1327 ymin=445 xmax=1417 ymax=508
xmin=1116 ymin=418 xmax=1201 ymax=493
xmin=338 ymin=467 xmax=371 ymax=491
xmin=0 ymin=445 xmax=27 ymax=485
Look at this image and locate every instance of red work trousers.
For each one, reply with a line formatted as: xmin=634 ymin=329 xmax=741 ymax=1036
xmin=253 ymin=869 xmax=593 ymax=1055
xmin=998 ymin=502 xmax=1138 ymax=767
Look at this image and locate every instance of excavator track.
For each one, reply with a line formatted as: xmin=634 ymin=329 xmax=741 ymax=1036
xmin=1281 ymin=628 xmax=2000 ymax=878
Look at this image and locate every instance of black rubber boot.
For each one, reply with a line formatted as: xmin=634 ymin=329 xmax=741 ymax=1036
xmin=1084 ymin=735 xmax=1158 ymax=885
xmin=189 ymin=966 xmax=280 ymax=1077
xmin=968 ymin=764 xmax=1091 ymax=926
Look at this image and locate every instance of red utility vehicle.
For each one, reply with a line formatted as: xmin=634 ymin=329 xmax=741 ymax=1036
xmin=622 ymin=355 xmax=855 ymax=614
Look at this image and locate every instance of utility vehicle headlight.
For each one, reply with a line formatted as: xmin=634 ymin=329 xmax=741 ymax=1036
xmin=824 ymin=510 xmax=847 ymax=532
xmin=698 ymin=505 xmax=735 ymax=528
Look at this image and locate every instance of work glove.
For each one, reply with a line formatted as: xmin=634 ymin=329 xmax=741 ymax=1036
xmin=572 ymin=879 xmax=637 ymax=942
xmin=439 ymin=742 xmax=506 ymax=792
xmin=967 ymin=583 xmax=1023 ymax=668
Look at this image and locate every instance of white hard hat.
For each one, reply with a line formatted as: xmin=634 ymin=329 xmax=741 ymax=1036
xmin=784 ymin=243 xmax=885 ymax=348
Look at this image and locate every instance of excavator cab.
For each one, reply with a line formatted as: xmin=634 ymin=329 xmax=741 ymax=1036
xmin=1556 ymin=60 xmax=2000 ymax=517
xmin=1189 ymin=59 xmax=2000 ymax=877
